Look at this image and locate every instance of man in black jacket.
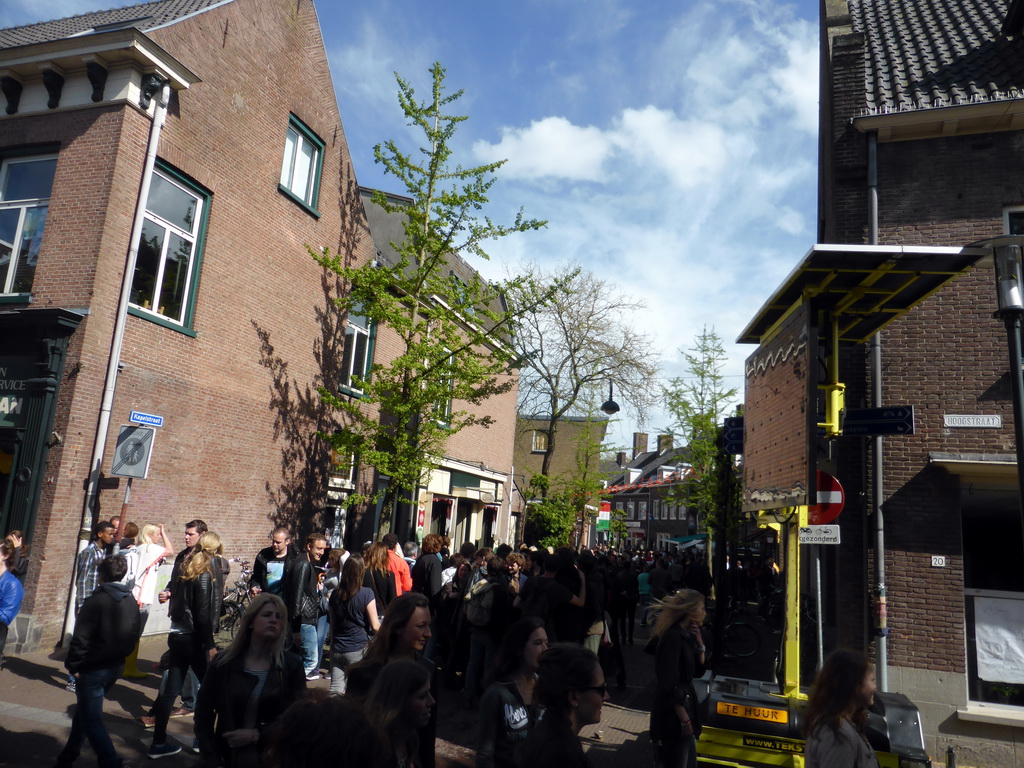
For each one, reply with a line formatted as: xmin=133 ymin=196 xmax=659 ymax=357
xmin=285 ymin=533 xmax=327 ymax=680
xmin=250 ymin=526 xmax=295 ymax=597
xmin=56 ymin=555 xmax=141 ymax=768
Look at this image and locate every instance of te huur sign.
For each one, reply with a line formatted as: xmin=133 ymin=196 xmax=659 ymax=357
xmin=0 ymin=358 xmax=34 ymax=429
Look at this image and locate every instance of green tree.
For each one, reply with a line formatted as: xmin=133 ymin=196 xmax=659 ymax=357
xmin=311 ymin=62 xmax=546 ymax=537
xmin=663 ymin=326 xmax=738 ymax=530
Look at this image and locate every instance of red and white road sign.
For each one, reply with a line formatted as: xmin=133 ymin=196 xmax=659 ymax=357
xmin=808 ymin=470 xmax=844 ymax=525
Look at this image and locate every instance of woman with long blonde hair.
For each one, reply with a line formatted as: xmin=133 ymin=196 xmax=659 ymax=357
xmin=194 ymin=593 xmax=307 ymax=767
xmin=148 ymin=531 xmax=225 ymax=759
xmin=647 ymin=589 xmax=706 ymax=768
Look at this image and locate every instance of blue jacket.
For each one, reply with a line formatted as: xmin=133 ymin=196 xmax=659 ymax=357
xmin=0 ymin=570 xmax=24 ymax=626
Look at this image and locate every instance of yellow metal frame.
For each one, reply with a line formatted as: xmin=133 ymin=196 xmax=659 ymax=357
xmin=816 ymin=315 xmax=845 ymax=437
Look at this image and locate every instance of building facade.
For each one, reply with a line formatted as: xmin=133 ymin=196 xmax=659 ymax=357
xmin=818 ymin=1 xmax=1024 ymax=763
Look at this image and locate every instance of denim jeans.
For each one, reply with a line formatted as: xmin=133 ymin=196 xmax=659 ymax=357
xmin=299 ymin=623 xmax=319 ymax=676
xmin=56 ymin=664 xmax=123 ymax=768
xmin=464 ymin=629 xmax=496 ymax=700
xmin=329 ymin=647 xmax=365 ymax=694
xmin=315 ymin=613 xmax=329 ymax=669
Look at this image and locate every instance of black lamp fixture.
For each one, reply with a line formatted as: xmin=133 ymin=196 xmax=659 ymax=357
xmin=600 ymin=381 xmax=620 ymax=415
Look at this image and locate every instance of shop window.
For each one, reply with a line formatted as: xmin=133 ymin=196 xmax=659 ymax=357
xmin=128 ymin=164 xmax=209 ymax=330
xmin=279 ymin=115 xmax=323 ymax=214
xmin=963 ymin=487 xmax=1024 ymax=707
xmin=0 ymin=154 xmax=57 ymax=296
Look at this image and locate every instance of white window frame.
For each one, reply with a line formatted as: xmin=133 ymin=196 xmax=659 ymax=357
xmin=531 ymin=430 xmax=549 ymax=453
xmin=626 ymin=501 xmax=635 ymax=521
xmin=129 ymin=166 xmax=206 ymax=327
xmin=0 ymin=154 xmax=57 ymax=295
xmin=340 ymin=307 xmax=373 ymax=395
xmin=1004 ymin=206 xmax=1024 ymax=236
xmin=279 ymin=115 xmax=323 ymax=212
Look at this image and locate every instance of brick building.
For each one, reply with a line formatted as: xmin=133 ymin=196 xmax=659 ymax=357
xmin=813 ymin=0 xmax=1024 ymax=762
xmin=0 ymin=0 xmax=518 ymax=654
xmin=513 ymin=415 xmax=608 ymax=545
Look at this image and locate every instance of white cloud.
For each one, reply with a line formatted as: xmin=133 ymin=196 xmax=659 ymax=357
xmin=473 ymin=117 xmax=612 ymax=182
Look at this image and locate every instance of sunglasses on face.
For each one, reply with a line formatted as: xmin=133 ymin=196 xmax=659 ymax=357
xmin=579 ymin=684 xmax=608 ymax=696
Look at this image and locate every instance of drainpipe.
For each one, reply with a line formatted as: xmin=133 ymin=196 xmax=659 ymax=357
xmin=867 ymin=130 xmax=889 ymax=691
xmin=63 ymin=81 xmax=172 ymax=641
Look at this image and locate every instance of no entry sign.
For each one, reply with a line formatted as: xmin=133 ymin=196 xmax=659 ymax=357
xmin=808 ymin=470 xmax=844 ymax=525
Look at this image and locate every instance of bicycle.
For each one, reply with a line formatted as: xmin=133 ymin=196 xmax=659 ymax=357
xmin=719 ymin=615 xmax=761 ymax=659
xmin=219 ymin=558 xmax=253 ymax=640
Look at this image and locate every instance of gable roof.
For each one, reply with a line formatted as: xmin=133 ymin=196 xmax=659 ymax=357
xmin=851 ymin=0 xmax=1024 ymax=116
xmin=0 ymin=0 xmax=230 ymax=49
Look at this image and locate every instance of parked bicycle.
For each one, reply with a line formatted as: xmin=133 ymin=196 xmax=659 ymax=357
xmin=219 ymin=558 xmax=253 ymax=640
xmin=719 ymin=614 xmax=761 ymax=659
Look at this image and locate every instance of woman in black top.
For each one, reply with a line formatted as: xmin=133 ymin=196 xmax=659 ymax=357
xmin=477 ymin=617 xmax=547 ymax=768
xmin=194 ymin=593 xmax=306 ymax=767
xmin=365 ymin=542 xmax=397 ymax=613
xmin=516 ymin=644 xmax=607 ymax=768
xmin=648 ymin=589 xmax=706 ymax=768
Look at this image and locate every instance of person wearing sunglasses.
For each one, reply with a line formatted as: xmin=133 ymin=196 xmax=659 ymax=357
xmin=516 ymin=644 xmax=607 ymax=768
xmin=647 ymin=588 xmax=707 ymax=768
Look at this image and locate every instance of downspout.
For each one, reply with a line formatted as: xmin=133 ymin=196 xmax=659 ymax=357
xmin=63 ymin=81 xmax=172 ymax=641
xmin=867 ymin=130 xmax=889 ymax=690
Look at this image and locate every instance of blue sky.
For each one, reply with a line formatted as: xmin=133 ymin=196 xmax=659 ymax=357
xmin=3 ymin=0 xmax=822 ymax=453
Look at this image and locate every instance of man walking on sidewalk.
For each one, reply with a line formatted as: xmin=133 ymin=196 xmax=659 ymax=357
xmin=56 ymin=555 xmax=141 ymax=768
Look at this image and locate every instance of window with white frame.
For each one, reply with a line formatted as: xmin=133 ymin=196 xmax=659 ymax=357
xmin=0 ymin=154 xmax=57 ymax=296
xmin=129 ymin=166 xmax=208 ymax=327
xmin=340 ymin=306 xmax=374 ymax=395
xmin=433 ymin=348 xmax=455 ymax=425
xmin=1004 ymin=206 xmax=1024 ymax=236
xmin=531 ymin=430 xmax=549 ymax=453
xmin=638 ymin=501 xmax=648 ymax=521
xmin=626 ymin=501 xmax=635 ymax=521
xmin=279 ymin=115 xmax=323 ymax=212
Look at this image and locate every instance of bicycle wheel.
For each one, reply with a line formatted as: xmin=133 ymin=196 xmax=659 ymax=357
xmin=220 ymin=601 xmax=243 ymax=641
xmin=722 ymin=621 xmax=760 ymax=658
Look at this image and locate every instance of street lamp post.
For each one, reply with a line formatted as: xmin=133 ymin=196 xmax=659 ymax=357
xmin=993 ymin=243 xmax=1024 ymax=559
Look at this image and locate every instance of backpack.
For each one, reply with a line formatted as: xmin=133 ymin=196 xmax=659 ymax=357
xmin=464 ymin=577 xmax=496 ymax=627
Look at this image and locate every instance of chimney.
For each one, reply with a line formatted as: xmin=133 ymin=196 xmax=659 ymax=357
xmin=616 ymin=451 xmax=627 ymax=468
xmin=632 ymin=432 xmax=648 ymax=459
xmin=657 ymin=434 xmax=673 ymax=453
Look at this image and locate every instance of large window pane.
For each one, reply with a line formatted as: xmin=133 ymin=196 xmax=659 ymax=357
xmin=0 ymin=154 xmax=57 ymax=295
xmin=131 ymin=220 xmax=164 ymax=311
xmin=158 ymin=233 xmax=191 ymax=322
xmin=3 ymin=158 xmax=57 ymax=201
xmin=147 ymin=173 xmax=197 ymax=231
xmin=12 ymin=205 xmax=46 ymax=293
xmin=279 ymin=117 xmax=322 ymax=208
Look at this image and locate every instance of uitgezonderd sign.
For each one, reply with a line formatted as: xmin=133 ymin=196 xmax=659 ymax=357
xmin=943 ymin=414 xmax=1002 ymax=428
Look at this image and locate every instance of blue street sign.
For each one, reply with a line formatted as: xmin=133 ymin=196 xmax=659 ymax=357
xmin=129 ymin=410 xmax=164 ymax=428
xmin=843 ymin=406 xmax=914 ymax=436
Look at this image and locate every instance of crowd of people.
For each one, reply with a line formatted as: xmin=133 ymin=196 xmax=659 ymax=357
xmin=2 ymin=517 xmax=880 ymax=768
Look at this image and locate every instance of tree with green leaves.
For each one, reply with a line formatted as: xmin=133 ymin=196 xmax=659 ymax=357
xmin=663 ymin=326 xmax=738 ymax=531
xmin=311 ymin=62 xmax=546 ymax=538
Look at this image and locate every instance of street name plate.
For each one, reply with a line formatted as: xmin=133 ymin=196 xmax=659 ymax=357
xmin=943 ymin=414 xmax=1001 ymax=428
xmin=799 ymin=525 xmax=840 ymax=545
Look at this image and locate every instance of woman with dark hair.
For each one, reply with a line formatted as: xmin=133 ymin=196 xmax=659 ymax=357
xmin=804 ymin=650 xmax=879 ymax=768
xmin=148 ymin=531 xmax=226 ymax=759
xmin=347 ymin=592 xmax=438 ymax=768
xmin=364 ymin=660 xmax=435 ymax=768
xmin=476 ymin=617 xmax=547 ymax=768
xmin=647 ymin=589 xmax=706 ymax=768
xmin=193 ymin=593 xmax=307 ymax=767
xmin=328 ymin=553 xmax=380 ymax=693
xmin=3 ymin=530 xmax=28 ymax=582
xmin=365 ymin=542 xmax=397 ymax=614
xmin=265 ymin=689 xmax=388 ymax=768
xmin=516 ymin=644 xmax=607 ymax=768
